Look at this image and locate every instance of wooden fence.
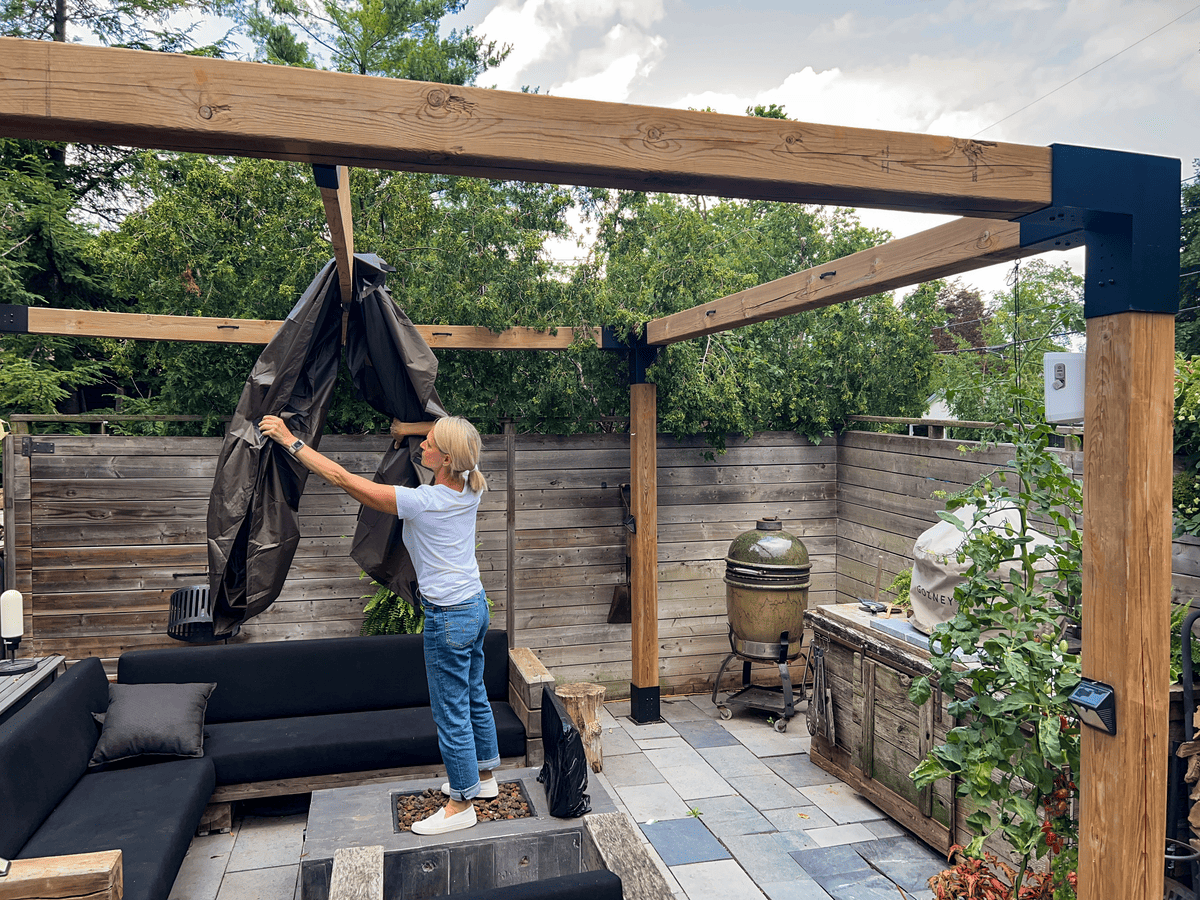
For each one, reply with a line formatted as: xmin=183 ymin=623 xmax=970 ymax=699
xmin=3 ymin=427 xmax=1196 ymax=694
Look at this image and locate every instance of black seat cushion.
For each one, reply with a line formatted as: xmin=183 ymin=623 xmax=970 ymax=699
xmin=18 ymin=756 xmax=215 ymax=900
xmin=203 ymin=702 xmax=524 ymax=785
xmin=0 ymin=657 xmax=108 ymax=859
xmin=118 ymin=630 xmax=511 ymax=722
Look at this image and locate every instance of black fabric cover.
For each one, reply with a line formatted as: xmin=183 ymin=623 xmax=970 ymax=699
xmin=90 ymin=681 xmax=216 ymax=766
xmin=207 ymin=253 xmax=446 ymax=635
xmin=0 ymin=656 xmax=107 ymax=858
xmin=538 ymin=687 xmax=591 ymax=819
xmin=18 ymin=757 xmax=215 ymax=900
xmin=207 ymin=258 xmax=344 ymax=635
xmin=202 ymin=701 xmax=524 ymax=785
xmin=459 ymin=870 xmax=623 ymax=900
xmin=343 ymin=258 xmax=446 ymax=602
xmin=118 ymin=631 xmax=511 ymax=723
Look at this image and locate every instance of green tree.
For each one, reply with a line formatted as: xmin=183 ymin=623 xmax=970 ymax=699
xmin=590 ymin=190 xmax=939 ymax=444
xmin=937 ymin=259 xmax=1084 ymax=425
xmin=1177 ymin=161 xmax=1200 ymax=357
xmin=239 ymin=0 xmax=507 ymax=81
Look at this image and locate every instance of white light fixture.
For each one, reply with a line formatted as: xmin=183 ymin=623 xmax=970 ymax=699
xmin=1044 ymin=352 xmax=1085 ymax=425
xmin=0 ymin=590 xmax=37 ymax=676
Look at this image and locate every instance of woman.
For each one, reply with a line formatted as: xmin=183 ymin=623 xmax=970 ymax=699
xmin=258 ymin=413 xmax=498 ymax=836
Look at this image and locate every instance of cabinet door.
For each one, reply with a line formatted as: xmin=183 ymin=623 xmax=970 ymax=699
xmin=860 ymin=656 xmax=956 ymax=851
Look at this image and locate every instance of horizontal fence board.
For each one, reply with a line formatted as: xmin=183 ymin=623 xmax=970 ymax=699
xmin=7 ymin=427 xmax=1191 ymax=703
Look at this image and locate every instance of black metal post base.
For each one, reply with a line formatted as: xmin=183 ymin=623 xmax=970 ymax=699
xmin=628 ymin=683 xmax=662 ymax=724
xmin=0 ymin=658 xmax=38 ymax=676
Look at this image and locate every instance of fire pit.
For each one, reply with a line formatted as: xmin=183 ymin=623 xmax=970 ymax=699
xmin=394 ymin=782 xmax=534 ymax=832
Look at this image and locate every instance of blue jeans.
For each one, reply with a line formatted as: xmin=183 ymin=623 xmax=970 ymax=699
xmin=421 ymin=589 xmax=500 ymax=801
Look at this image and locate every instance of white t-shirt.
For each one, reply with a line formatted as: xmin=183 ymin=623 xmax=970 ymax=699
xmin=393 ymin=483 xmax=483 ymax=606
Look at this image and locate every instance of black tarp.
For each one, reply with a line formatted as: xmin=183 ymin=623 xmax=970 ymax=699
xmin=207 ymin=254 xmax=446 ymax=636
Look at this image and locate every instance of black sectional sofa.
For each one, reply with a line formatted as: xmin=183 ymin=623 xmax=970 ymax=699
xmin=0 ymin=631 xmax=621 ymax=900
xmin=118 ymin=629 xmax=528 ymax=824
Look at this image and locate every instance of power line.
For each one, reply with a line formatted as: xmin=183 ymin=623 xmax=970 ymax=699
xmin=973 ymin=2 xmax=1200 ymax=137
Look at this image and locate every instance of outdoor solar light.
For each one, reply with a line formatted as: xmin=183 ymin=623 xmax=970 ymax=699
xmin=0 ymin=589 xmax=37 ymax=676
xmin=1068 ymin=677 xmax=1117 ymax=736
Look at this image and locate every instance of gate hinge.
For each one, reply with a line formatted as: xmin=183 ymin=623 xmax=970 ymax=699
xmin=21 ymin=437 xmax=54 ymax=457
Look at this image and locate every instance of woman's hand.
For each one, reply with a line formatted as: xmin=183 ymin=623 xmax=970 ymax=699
xmin=259 ymin=415 xmax=296 ymax=447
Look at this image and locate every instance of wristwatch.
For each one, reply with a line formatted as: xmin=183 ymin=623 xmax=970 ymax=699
xmin=287 ymin=438 xmax=305 ymax=456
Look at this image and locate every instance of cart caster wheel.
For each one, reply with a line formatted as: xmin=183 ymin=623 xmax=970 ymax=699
xmin=718 ymin=706 xmax=732 ymax=720
xmin=773 ymin=718 xmax=788 ymax=733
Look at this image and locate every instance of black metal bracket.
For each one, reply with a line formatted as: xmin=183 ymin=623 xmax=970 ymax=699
xmin=0 ymin=305 xmax=29 ymax=334
xmin=312 ymin=164 xmax=341 ymax=190
xmin=599 ymin=326 xmax=661 ymax=384
xmin=21 ymin=437 xmax=54 ymax=456
xmin=1017 ymin=144 xmax=1180 ymax=319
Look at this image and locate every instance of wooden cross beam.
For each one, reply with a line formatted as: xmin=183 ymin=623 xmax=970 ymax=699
xmin=0 ymin=37 xmax=1051 ymax=217
xmin=1 ymin=306 xmax=599 ymax=349
xmin=314 ymin=164 xmax=355 ymax=307
xmin=646 ymin=217 xmax=1035 ymax=345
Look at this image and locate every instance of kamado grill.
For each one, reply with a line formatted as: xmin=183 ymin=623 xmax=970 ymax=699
xmin=711 ymin=517 xmax=810 ymax=732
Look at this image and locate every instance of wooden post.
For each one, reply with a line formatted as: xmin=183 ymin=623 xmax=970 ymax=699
xmin=1079 ymin=312 xmax=1173 ymax=900
xmin=555 ymin=683 xmax=606 ymax=772
xmin=629 ymin=382 xmax=660 ymax=723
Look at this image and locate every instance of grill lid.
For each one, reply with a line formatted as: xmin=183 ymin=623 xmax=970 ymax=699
xmin=725 ymin=516 xmax=810 ymax=572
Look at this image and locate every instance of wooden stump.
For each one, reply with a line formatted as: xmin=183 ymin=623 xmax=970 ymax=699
xmin=555 ymin=683 xmax=606 ymax=773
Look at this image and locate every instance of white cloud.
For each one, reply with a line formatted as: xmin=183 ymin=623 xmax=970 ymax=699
xmin=476 ymin=0 xmax=666 ymax=93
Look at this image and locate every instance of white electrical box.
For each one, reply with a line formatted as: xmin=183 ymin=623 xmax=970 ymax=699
xmin=1044 ymin=352 xmax=1085 ymax=424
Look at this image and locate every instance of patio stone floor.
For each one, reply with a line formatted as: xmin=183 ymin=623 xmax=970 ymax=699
xmin=167 ymin=692 xmax=947 ymax=900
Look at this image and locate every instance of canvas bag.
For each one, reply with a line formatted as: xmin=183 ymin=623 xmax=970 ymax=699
xmin=909 ymin=503 xmax=1054 ymax=635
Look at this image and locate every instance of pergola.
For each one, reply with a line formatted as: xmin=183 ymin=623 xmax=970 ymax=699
xmin=0 ymin=36 xmax=1181 ymax=899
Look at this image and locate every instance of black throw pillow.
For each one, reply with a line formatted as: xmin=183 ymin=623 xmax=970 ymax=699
xmin=89 ymin=682 xmax=216 ymax=767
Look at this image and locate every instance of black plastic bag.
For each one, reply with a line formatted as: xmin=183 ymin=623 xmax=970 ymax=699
xmin=207 ymin=254 xmax=446 ymax=635
xmin=537 ymin=686 xmax=591 ymax=818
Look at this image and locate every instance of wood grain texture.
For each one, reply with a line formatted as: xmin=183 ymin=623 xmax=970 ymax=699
xmin=317 ymin=164 xmax=355 ymax=308
xmin=0 ymin=38 xmax=1051 ymax=215
xmin=329 ymin=846 xmax=382 ymax=900
xmin=648 ymin=219 xmax=1029 ymax=345
xmin=21 ymin=306 xmax=598 ymax=349
xmin=629 ymin=384 xmax=659 ymax=689
xmin=1078 ymin=313 xmax=1174 ymax=900
xmin=0 ymin=850 xmax=122 ymax=900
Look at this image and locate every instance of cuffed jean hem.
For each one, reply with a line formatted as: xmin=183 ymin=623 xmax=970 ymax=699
xmin=450 ymin=780 xmax=482 ymax=802
xmin=448 ymin=755 xmax=501 ymax=801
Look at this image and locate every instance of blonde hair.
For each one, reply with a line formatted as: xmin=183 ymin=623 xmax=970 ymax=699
xmin=431 ymin=416 xmax=487 ymax=493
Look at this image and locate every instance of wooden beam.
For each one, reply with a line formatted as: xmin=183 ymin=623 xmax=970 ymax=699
xmin=629 ymin=383 xmax=659 ymax=696
xmin=1078 ymin=312 xmax=1173 ymax=900
xmin=0 ymin=37 xmax=1051 ymax=217
xmin=316 ymin=164 xmax=355 ymax=306
xmin=0 ymin=849 xmax=121 ymax=900
xmin=646 ymin=218 xmax=1032 ymax=345
xmin=14 ymin=306 xmax=600 ymax=350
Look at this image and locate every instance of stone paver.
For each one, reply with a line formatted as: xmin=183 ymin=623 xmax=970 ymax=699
xmin=658 ymin=762 xmax=738 ymax=800
xmin=672 ymin=858 xmax=765 ymax=900
xmin=797 ymin=782 xmax=885 ymax=824
xmin=225 ymin=813 xmax=307 ymax=872
xmin=640 ymin=817 xmax=731 ymax=866
xmin=168 ymin=692 xmax=953 ymax=900
xmin=213 ymin=864 xmax=299 ymax=900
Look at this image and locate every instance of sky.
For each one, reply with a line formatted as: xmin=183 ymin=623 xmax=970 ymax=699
xmin=440 ymin=0 xmax=1200 ymax=299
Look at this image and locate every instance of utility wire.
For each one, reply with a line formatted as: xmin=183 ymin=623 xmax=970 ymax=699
xmin=973 ymin=2 xmax=1200 ymax=137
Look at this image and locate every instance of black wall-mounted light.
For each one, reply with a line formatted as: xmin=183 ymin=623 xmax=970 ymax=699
xmin=1068 ymin=677 xmax=1117 ymax=735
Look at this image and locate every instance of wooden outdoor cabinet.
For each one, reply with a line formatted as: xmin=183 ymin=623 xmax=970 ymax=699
xmin=805 ymin=603 xmax=1015 ymax=863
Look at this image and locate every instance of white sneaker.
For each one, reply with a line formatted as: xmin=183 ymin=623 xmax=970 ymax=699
xmin=441 ymin=776 xmax=499 ymax=799
xmin=410 ymin=804 xmax=477 ymax=835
